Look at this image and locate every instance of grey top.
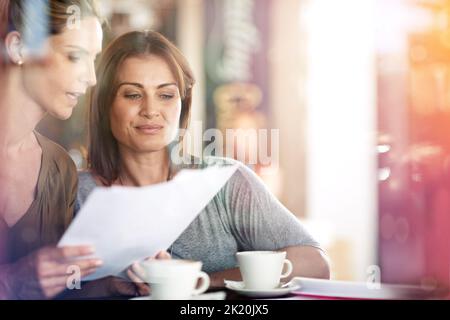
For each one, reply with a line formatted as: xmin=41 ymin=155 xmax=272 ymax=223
xmin=76 ymin=157 xmax=321 ymax=274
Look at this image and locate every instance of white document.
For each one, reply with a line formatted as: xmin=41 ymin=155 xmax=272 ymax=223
xmin=58 ymin=164 xmax=239 ymax=281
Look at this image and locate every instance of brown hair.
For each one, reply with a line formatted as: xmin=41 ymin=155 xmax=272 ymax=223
xmin=88 ymin=30 xmax=195 ymax=185
xmin=1 ymin=0 xmax=102 ymax=65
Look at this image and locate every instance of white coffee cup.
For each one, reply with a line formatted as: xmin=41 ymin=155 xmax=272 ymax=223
xmin=140 ymin=259 xmax=210 ymax=300
xmin=236 ymin=251 xmax=293 ymax=290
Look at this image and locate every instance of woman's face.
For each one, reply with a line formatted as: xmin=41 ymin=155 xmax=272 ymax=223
xmin=21 ymin=17 xmax=103 ymax=120
xmin=110 ymin=54 xmax=182 ymax=154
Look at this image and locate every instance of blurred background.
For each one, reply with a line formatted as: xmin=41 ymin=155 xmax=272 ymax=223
xmin=36 ymin=0 xmax=450 ymax=289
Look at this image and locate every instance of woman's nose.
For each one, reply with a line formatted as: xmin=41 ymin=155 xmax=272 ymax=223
xmin=81 ymin=61 xmax=97 ymax=88
xmin=86 ymin=62 xmax=97 ymax=87
xmin=140 ymin=96 xmax=160 ymax=118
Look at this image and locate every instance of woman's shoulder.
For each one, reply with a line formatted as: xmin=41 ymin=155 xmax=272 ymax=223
xmin=199 ymin=157 xmax=270 ymax=196
xmin=35 ymin=131 xmax=77 ymax=179
xmin=174 ymin=155 xmax=243 ymax=169
xmin=199 ymin=156 xmax=242 ymax=168
xmin=175 ymin=156 xmax=259 ymax=184
xmin=176 ymin=156 xmax=257 ymax=190
xmin=201 ymin=156 xmax=257 ymax=178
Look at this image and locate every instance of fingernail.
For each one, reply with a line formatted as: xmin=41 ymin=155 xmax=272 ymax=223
xmin=94 ymin=260 xmax=103 ymax=266
xmin=85 ymin=246 xmax=95 ymax=254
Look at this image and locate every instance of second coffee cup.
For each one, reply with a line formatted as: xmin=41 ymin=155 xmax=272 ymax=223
xmin=236 ymin=251 xmax=293 ymax=290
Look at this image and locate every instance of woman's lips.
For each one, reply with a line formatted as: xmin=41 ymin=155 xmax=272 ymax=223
xmin=66 ymin=92 xmax=83 ymax=107
xmin=135 ymin=124 xmax=164 ymax=135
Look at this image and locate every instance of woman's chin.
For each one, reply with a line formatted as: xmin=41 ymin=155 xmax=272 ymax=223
xmin=48 ymin=107 xmax=73 ymax=121
xmin=134 ymin=142 xmax=168 ymax=154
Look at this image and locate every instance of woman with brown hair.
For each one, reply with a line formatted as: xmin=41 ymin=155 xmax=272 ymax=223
xmin=0 ymin=0 xmax=104 ymax=299
xmin=77 ymin=29 xmax=330 ymax=297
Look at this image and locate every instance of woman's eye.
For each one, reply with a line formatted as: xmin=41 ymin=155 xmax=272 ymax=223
xmin=68 ymin=53 xmax=81 ymax=62
xmin=125 ymin=94 xmax=142 ymax=100
xmin=160 ymin=94 xmax=174 ymax=100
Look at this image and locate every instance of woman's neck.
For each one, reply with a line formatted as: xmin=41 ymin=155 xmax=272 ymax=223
xmin=0 ymin=70 xmax=46 ymax=154
xmin=117 ymin=147 xmax=171 ymax=186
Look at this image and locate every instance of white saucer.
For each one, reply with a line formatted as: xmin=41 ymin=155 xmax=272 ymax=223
xmin=130 ymin=291 xmax=226 ymax=300
xmin=224 ymin=280 xmax=301 ymax=298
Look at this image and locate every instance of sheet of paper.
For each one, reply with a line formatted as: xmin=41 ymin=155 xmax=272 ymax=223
xmin=58 ymin=164 xmax=239 ymax=281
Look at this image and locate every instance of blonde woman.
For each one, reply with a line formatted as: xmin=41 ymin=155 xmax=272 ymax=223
xmin=0 ymin=0 xmax=103 ymax=299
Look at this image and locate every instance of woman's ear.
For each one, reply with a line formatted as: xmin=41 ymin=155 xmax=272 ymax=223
xmin=4 ymin=31 xmax=24 ymax=65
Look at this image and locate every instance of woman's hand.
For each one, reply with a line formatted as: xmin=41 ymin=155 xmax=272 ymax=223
xmin=124 ymin=250 xmax=172 ymax=297
xmin=6 ymin=245 xmax=102 ymax=299
xmin=58 ymin=250 xmax=172 ymax=298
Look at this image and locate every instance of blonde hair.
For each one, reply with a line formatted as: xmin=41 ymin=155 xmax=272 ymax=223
xmin=1 ymin=0 xmax=102 ymax=65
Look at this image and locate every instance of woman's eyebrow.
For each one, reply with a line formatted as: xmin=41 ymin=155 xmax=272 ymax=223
xmin=118 ymin=82 xmax=144 ymax=89
xmin=64 ymin=45 xmax=89 ymax=55
xmin=157 ymin=83 xmax=178 ymax=89
xmin=117 ymin=82 xmax=178 ymax=89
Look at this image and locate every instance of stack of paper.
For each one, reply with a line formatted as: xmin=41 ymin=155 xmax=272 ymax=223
xmin=291 ymin=277 xmax=430 ymax=300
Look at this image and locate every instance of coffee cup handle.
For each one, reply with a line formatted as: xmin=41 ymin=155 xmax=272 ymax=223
xmin=280 ymin=259 xmax=293 ymax=279
xmin=192 ymin=271 xmax=210 ymax=296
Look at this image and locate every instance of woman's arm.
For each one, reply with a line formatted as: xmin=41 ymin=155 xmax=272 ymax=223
xmin=209 ymin=267 xmax=242 ymax=289
xmin=208 ymin=245 xmax=330 ymax=288
xmin=283 ymin=245 xmax=331 ymax=280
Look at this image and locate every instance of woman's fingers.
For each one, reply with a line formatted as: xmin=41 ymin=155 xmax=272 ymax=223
xmin=136 ymin=283 xmax=150 ymax=296
xmin=42 ymin=285 xmax=68 ymax=299
xmin=128 ymin=264 xmax=146 ymax=283
xmin=58 ymin=246 xmax=95 ymax=258
xmin=127 ymin=269 xmax=150 ymax=296
xmin=39 ymin=267 xmax=100 ymax=299
xmin=127 ymin=268 xmax=140 ymax=282
xmin=155 ymin=250 xmax=171 ymax=259
xmin=132 ymin=262 xmax=148 ymax=281
xmin=42 ymin=258 xmax=103 ymax=277
xmin=115 ymin=251 xmax=171 ymax=298
xmin=40 ymin=265 xmax=99 ymax=290
xmin=142 ymin=250 xmax=170 ymax=262
xmin=40 ymin=275 xmax=71 ymax=289
xmin=113 ymin=279 xmax=138 ymax=297
xmin=126 ymin=250 xmax=171 ymax=297
xmin=71 ymin=258 xmax=103 ymax=271
xmin=79 ymin=266 xmax=100 ymax=278
xmin=44 ymin=246 xmax=95 ymax=261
